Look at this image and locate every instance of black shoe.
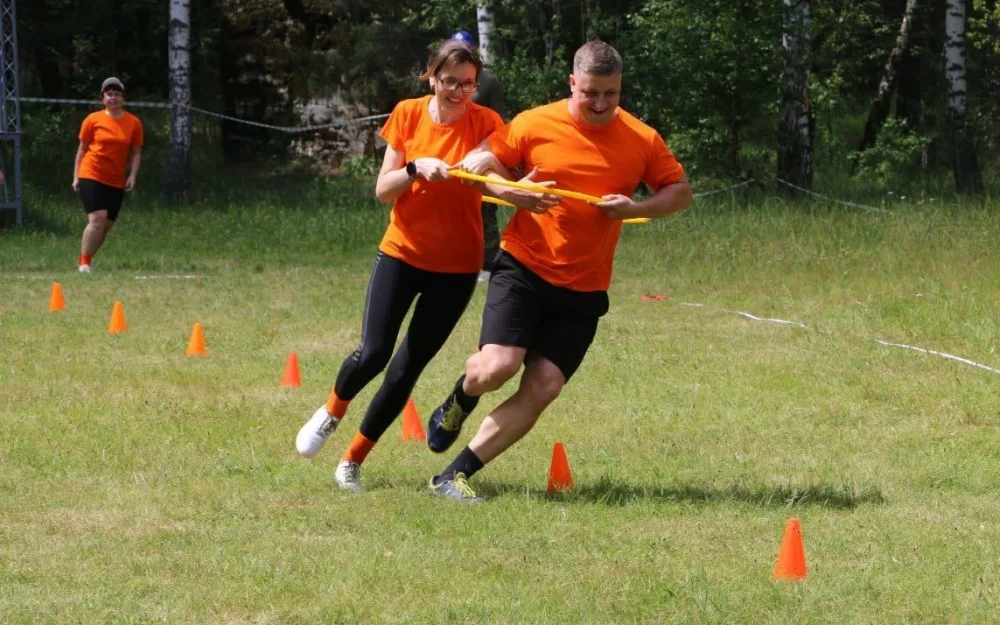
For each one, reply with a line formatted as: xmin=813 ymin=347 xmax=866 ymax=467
xmin=427 ymin=394 xmax=471 ymax=453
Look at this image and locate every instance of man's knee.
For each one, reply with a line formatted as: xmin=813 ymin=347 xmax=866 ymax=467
xmin=519 ymin=361 xmax=564 ymax=407
xmin=470 ymin=349 xmax=522 ymax=392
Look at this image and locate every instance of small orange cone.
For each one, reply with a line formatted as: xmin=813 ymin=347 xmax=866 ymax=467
xmin=401 ymin=398 xmax=426 ymax=441
xmin=108 ymin=301 xmax=127 ymax=333
xmin=186 ymin=322 xmax=206 ymax=356
xmin=49 ymin=283 xmax=65 ymax=312
xmin=547 ymin=442 xmax=574 ymax=492
xmin=772 ymin=518 xmax=808 ymax=580
xmin=281 ymin=351 xmax=302 ymax=387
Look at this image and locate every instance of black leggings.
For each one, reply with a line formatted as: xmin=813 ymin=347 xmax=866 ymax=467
xmin=334 ymin=252 xmax=478 ymax=441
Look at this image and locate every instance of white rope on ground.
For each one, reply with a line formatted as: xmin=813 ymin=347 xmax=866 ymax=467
xmin=19 ymin=97 xmax=389 ymax=133
xmin=663 ymin=298 xmax=999 ymax=377
xmin=874 ymin=340 xmax=1000 ymax=376
xmin=736 ymin=311 xmax=811 ymax=331
xmin=774 ymin=177 xmax=888 ymax=214
xmin=134 ymin=274 xmax=203 ymax=280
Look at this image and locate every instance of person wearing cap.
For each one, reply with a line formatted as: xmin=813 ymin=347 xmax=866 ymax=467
xmin=72 ymin=77 xmax=144 ymax=273
xmin=451 ymin=30 xmax=505 ymax=280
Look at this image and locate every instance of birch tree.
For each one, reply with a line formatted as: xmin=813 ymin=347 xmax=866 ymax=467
xmin=945 ymin=0 xmax=983 ymax=194
xmin=856 ymin=0 xmax=919 ymax=156
xmin=477 ymin=2 xmax=495 ymax=65
xmin=777 ymin=0 xmax=812 ymax=189
xmin=165 ymin=0 xmax=192 ymax=200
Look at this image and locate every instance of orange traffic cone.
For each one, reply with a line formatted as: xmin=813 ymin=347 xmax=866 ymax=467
xmin=49 ymin=283 xmax=65 ymax=312
xmin=401 ymin=398 xmax=426 ymax=441
xmin=108 ymin=301 xmax=127 ymax=333
xmin=772 ymin=518 xmax=808 ymax=580
xmin=281 ymin=352 xmax=302 ymax=387
xmin=186 ymin=322 xmax=206 ymax=356
xmin=547 ymin=442 xmax=574 ymax=492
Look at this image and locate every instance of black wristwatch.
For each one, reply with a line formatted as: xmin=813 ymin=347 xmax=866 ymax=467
xmin=405 ymin=161 xmax=418 ymax=179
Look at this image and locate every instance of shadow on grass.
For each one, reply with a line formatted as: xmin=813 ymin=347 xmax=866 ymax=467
xmin=473 ymin=476 xmax=884 ymax=510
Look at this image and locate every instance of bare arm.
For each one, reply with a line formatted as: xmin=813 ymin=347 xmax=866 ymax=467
xmin=125 ymin=146 xmax=142 ymax=191
xmin=457 ymin=142 xmax=559 ymax=213
xmin=375 ymin=144 xmax=453 ymax=204
xmin=72 ymin=141 xmax=88 ymax=191
xmin=594 ymin=176 xmax=693 ymax=220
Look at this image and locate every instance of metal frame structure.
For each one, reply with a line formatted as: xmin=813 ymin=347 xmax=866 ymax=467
xmin=0 ymin=0 xmax=21 ymax=226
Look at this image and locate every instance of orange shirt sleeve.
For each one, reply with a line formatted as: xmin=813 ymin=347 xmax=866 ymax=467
xmin=379 ymin=101 xmax=411 ymax=153
xmin=78 ymin=115 xmax=95 ymax=143
xmin=486 ymin=114 xmax=527 ymax=169
xmin=642 ymin=132 xmax=685 ymax=191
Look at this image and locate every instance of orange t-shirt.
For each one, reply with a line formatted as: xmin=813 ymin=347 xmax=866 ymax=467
xmin=378 ymin=96 xmax=504 ymax=273
xmin=487 ymin=100 xmax=685 ymax=291
xmin=77 ymin=111 xmax=144 ymax=189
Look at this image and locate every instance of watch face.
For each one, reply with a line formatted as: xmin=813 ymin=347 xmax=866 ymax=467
xmin=406 ymin=161 xmax=417 ymax=177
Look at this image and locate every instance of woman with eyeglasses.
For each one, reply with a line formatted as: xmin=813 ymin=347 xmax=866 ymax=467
xmin=72 ymin=77 xmax=144 ymax=273
xmin=294 ymin=39 xmax=504 ymax=492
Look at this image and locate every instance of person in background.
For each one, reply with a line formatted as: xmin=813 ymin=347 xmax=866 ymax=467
xmin=72 ymin=77 xmax=143 ymax=273
xmin=452 ymin=29 xmax=505 ymax=281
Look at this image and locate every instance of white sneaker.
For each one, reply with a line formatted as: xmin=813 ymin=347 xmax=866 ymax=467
xmin=335 ymin=460 xmax=362 ymax=492
xmin=295 ymin=406 xmax=340 ymax=457
xmin=78 ymin=264 xmax=92 ymax=274
xmin=477 ymin=270 xmax=491 ymax=283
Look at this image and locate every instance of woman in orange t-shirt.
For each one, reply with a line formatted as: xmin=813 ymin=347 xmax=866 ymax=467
xmin=294 ymin=39 xmax=504 ymax=492
xmin=72 ymin=77 xmax=144 ymax=273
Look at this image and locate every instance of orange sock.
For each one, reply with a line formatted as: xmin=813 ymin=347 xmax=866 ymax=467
xmin=342 ymin=432 xmax=375 ymax=465
xmin=79 ymin=254 xmax=92 ymax=266
xmin=325 ymin=389 xmax=349 ymax=418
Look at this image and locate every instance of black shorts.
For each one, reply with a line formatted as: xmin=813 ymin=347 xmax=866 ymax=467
xmin=480 ymin=251 xmax=609 ymax=381
xmin=78 ymin=178 xmax=125 ymax=221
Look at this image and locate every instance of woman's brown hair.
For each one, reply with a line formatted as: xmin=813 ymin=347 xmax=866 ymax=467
xmin=418 ymin=39 xmax=483 ymax=82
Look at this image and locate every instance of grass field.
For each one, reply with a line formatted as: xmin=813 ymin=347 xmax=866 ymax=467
xmin=2 ymin=184 xmax=999 ymax=623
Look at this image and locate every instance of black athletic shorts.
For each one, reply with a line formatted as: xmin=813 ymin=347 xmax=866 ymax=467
xmin=78 ymin=178 xmax=125 ymax=221
xmin=480 ymin=251 xmax=609 ymax=381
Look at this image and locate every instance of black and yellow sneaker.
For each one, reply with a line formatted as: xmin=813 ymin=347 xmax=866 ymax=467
xmin=428 ymin=472 xmax=482 ymax=503
xmin=427 ymin=394 xmax=471 ymax=453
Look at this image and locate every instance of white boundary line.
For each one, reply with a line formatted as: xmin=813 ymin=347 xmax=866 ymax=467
xmin=666 ymin=299 xmax=999 ymax=377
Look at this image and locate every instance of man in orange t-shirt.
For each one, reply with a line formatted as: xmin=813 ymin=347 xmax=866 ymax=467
xmin=294 ymin=39 xmax=504 ymax=493
xmin=426 ymin=41 xmax=693 ymax=502
xmin=72 ymin=77 xmax=144 ymax=273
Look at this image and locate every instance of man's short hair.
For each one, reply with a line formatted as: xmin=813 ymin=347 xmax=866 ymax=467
xmin=573 ymin=41 xmax=623 ymax=76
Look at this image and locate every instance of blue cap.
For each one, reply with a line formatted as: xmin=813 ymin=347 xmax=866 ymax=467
xmin=451 ymin=30 xmax=476 ymax=46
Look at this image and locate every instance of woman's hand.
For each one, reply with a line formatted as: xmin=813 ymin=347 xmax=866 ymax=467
xmin=412 ymin=158 xmax=452 ymax=182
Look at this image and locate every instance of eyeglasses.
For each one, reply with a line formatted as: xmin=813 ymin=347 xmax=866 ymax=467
xmin=437 ymin=76 xmax=478 ymax=93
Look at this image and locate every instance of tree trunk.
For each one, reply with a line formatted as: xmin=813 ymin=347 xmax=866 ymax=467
xmin=945 ymin=0 xmax=983 ymax=194
xmin=166 ymin=0 xmax=192 ymax=200
xmin=777 ymin=0 xmax=812 ymax=190
xmin=856 ymin=0 xmax=919 ymax=157
xmin=477 ymin=3 xmax=495 ymax=66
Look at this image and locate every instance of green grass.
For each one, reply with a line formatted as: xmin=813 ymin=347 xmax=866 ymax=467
xmin=2 ymin=185 xmax=999 ymax=623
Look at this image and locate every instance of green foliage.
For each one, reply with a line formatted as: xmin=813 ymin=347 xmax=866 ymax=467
xmin=850 ymin=117 xmax=932 ymax=190
xmin=11 ymin=0 xmax=1000 ymax=194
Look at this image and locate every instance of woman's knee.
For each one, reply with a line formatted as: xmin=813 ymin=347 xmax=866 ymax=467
xmin=354 ymin=344 xmax=393 ymax=376
xmin=87 ymin=213 xmax=109 ymax=229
